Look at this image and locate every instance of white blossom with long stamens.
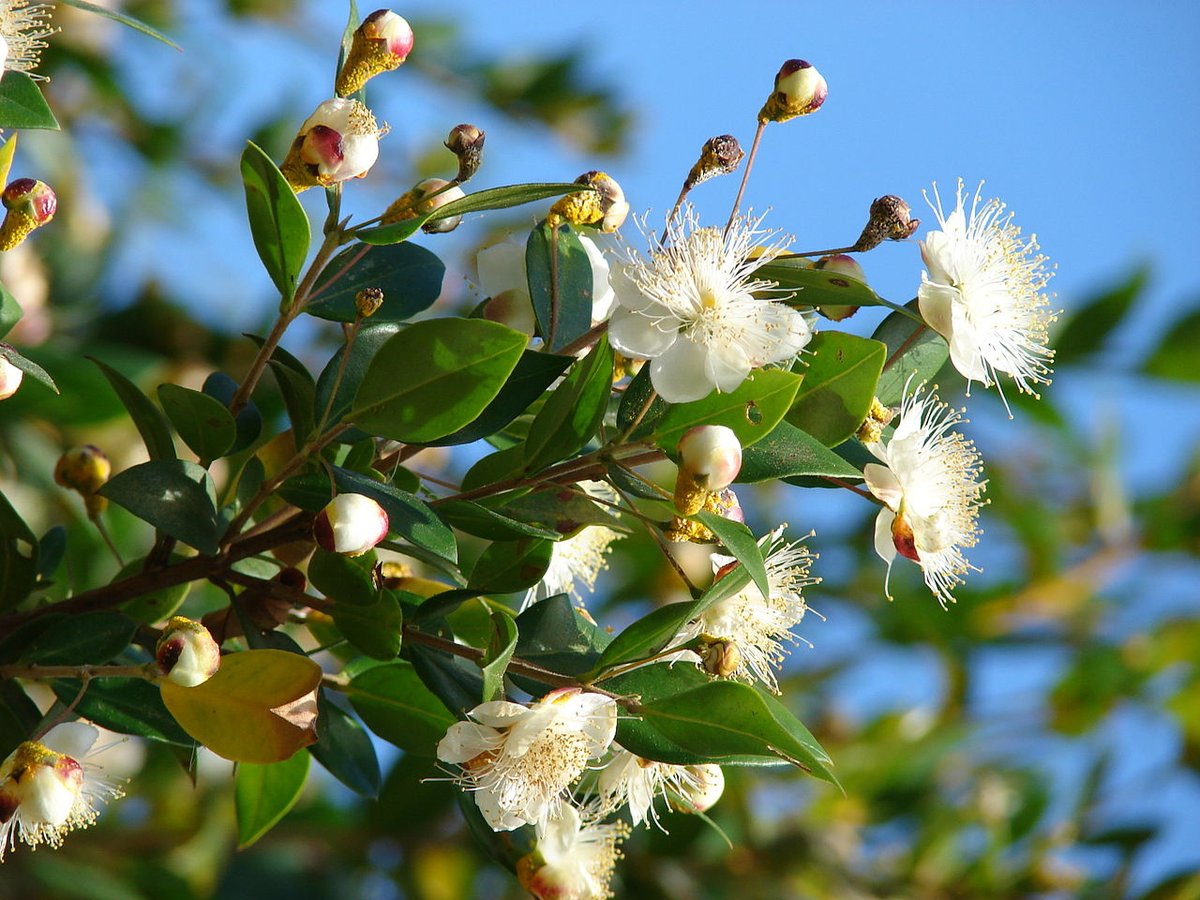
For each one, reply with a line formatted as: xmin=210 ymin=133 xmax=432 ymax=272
xmin=595 ymin=747 xmax=723 ymax=830
xmin=518 ymin=801 xmax=628 ymax=900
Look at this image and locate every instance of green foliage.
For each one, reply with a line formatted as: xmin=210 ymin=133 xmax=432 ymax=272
xmin=526 ymin=220 xmax=596 ymax=352
xmin=235 ymin=752 xmax=310 ymax=848
xmin=788 ymin=332 xmax=886 ymax=446
xmin=240 ymin=142 xmax=311 ymax=303
xmin=0 ymin=73 xmax=60 ymax=130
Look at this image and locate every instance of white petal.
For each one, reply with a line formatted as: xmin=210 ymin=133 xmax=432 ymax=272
xmin=947 ymin=311 xmax=989 ymax=383
xmin=917 ymin=280 xmax=958 ymax=342
xmin=579 ymin=235 xmax=616 ymax=322
xmin=608 ymin=307 xmax=678 ymax=359
xmin=41 ymin=723 xmax=99 ymax=759
xmin=649 ymin=337 xmax=717 ymax=403
xmin=704 ymin=340 xmax=752 ymax=394
xmin=872 ymin=508 xmax=898 ymax=565
xmin=339 ymin=133 xmax=379 ymax=180
xmin=477 ymin=239 xmax=528 ymax=301
xmin=470 ymin=700 xmax=534 ymax=728
xmin=475 ymin=787 xmax=527 ymax=831
xmin=437 ymin=721 xmax=500 ymax=763
xmin=863 ymin=463 xmax=903 ymax=511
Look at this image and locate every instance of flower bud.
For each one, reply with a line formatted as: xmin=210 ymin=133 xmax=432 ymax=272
xmin=814 ymin=254 xmax=867 ymax=321
xmin=0 ymin=178 xmax=56 ymax=250
xmin=355 ymin=287 xmax=384 ymax=318
xmin=671 ymin=764 xmax=725 ymax=814
xmin=54 ymin=445 xmax=111 ymax=496
xmin=674 ymin=425 xmax=742 ymax=516
xmin=335 ymin=10 xmax=415 ymax=96
xmin=445 ymin=123 xmax=485 ymax=183
xmin=0 ymin=356 xmax=23 ymax=399
xmin=280 ymin=99 xmax=383 ymax=193
xmin=155 ymin=616 xmax=221 ymax=687
xmin=853 ymin=194 xmax=920 ymax=252
xmin=381 ymin=178 xmax=467 ymax=232
xmin=548 ymin=170 xmax=629 ymax=233
xmin=759 ymin=59 xmax=827 ymax=124
xmin=313 ymin=493 xmax=389 ymax=557
xmin=855 ymin=396 xmax=895 ymax=445
xmin=698 ymin=636 xmax=741 ymax=678
xmin=684 ymin=134 xmax=745 ymax=190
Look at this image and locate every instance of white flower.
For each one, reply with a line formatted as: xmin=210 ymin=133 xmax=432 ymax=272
xmin=517 ymin=802 xmax=627 ymax=900
xmin=312 ymin=493 xmax=389 ymax=557
xmin=862 ymin=384 xmax=986 ymax=606
xmin=0 ymin=0 xmax=54 ymax=81
xmin=436 ymin=688 xmax=618 ymax=831
xmin=595 ymin=748 xmax=723 ymax=829
xmin=155 ymin=616 xmax=221 ymax=687
xmin=0 ymin=356 xmax=23 ymax=400
xmin=674 ymin=528 xmax=817 ymax=693
xmin=523 ymin=481 xmax=624 ymax=611
xmin=282 ymin=98 xmax=384 ymax=192
xmin=918 ymin=180 xmax=1056 ymax=407
xmin=476 ymin=232 xmax=617 ymax=335
xmin=0 ymin=723 xmax=123 ymax=861
xmin=607 ymin=206 xmax=811 ymax=404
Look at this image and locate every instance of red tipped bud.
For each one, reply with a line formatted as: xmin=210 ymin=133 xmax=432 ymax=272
xmin=674 ymin=425 xmax=742 ymax=515
xmin=759 ymin=59 xmax=827 ymax=123
xmin=814 ymin=254 xmax=867 ymax=321
xmin=313 ymin=493 xmax=389 ymax=557
xmin=280 ymin=99 xmax=383 ymax=193
xmin=335 ymin=10 xmax=414 ymax=96
xmin=891 ymin=512 xmax=920 ymax=562
xmin=155 ymin=617 xmax=221 ymax=687
xmin=0 ymin=178 xmax=56 ymax=250
xmin=54 ymin=445 xmax=111 ymax=495
xmin=0 ymin=356 xmax=23 ymax=400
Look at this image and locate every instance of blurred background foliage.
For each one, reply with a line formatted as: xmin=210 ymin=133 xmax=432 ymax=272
xmin=1 ymin=1 xmax=1198 ymax=898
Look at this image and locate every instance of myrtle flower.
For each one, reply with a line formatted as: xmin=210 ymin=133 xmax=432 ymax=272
xmin=673 ymin=528 xmax=817 ymax=693
xmin=862 ymin=384 xmax=985 ymax=606
xmin=596 ymin=748 xmax=724 ymax=829
xmin=280 ymin=98 xmax=384 ymax=193
xmin=517 ymin=802 xmax=628 ymax=900
xmin=436 ymin=688 xmax=618 ymax=831
xmin=608 ymin=206 xmax=811 ymax=404
xmin=917 ymin=180 xmax=1056 ymax=407
xmin=0 ymin=0 xmax=54 ymax=81
xmin=0 ymin=723 xmax=123 ymax=861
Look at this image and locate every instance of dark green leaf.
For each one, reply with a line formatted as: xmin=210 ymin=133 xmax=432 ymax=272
xmin=0 ymin=343 xmax=56 ymax=393
xmin=737 ymin=419 xmax=863 ymax=483
xmin=436 ymin=500 xmax=560 ymax=541
xmin=235 ymin=751 xmax=310 ymax=848
xmin=116 ymin=556 xmax=191 ymax=624
xmin=523 ymin=338 xmax=613 ymax=471
xmin=157 ymin=383 xmax=237 ymax=464
xmin=0 ymin=72 xmax=59 ymax=130
xmin=513 ymin=593 xmax=610 ymax=680
xmin=89 ymin=357 xmax=176 ymax=459
xmin=241 ymin=141 xmax=311 ymax=302
xmin=480 ymin=612 xmax=518 ymax=702
xmin=0 ymin=681 xmax=40 ymax=758
xmin=871 ymin=301 xmax=949 ymax=406
xmin=755 ymin=257 xmax=884 ymax=308
xmin=333 ymin=590 xmax=404 ymax=660
xmin=307 ymin=242 xmax=446 ymax=323
xmin=469 ymin=538 xmax=553 ymax=593
xmin=1054 ymin=265 xmax=1147 ymax=366
xmin=57 ymin=0 xmax=182 ymax=49
xmin=695 ymin=513 xmax=768 ymax=599
xmin=202 ymin=372 xmax=263 ymax=453
xmin=615 ymin=365 xmax=668 ymax=439
xmin=243 ymin=334 xmax=317 ymax=441
xmin=526 ymin=221 xmax=595 ymax=352
xmin=652 ymin=369 xmax=803 ymax=450
xmin=408 ymin=645 xmax=487 ymax=721
xmin=460 ymin=445 xmax=525 ymax=493
xmin=1142 ymin=305 xmax=1200 ymax=382
xmin=14 ymin=611 xmax=136 ymax=665
xmin=0 ymin=282 xmax=21 ymax=339
xmin=348 ymin=318 xmax=527 ymax=443
xmin=347 ymin=661 xmax=457 ymax=755
xmin=308 ymin=548 xmax=378 ymax=607
xmin=308 ymin=689 xmax=381 ymax=797
xmin=0 ymin=486 xmax=36 ymax=544
xmin=499 ymin=487 xmax=625 ymax=533
xmin=98 ymin=460 xmax=220 ymax=555
xmin=51 ymin=678 xmax=195 ymax=746
xmin=36 ymin=525 xmax=66 ymax=580
xmin=788 ymin=333 xmax=886 ymax=446
xmin=315 ymin=322 xmax=401 ymax=439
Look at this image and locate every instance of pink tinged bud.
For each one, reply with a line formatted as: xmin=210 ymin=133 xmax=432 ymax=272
xmin=3 ymin=178 xmax=57 ymax=223
xmin=673 ymin=764 xmax=725 ymax=814
xmin=362 ymin=9 xmax=414 ymax=59
xmin=414 ymin=178 xmax=467 ymax=233
xmin=815 ymin=254 xmax=867 ymax=284
xmin=0 ymin=357 xmax=23 ymax=400
xmin=156 ymin=616 xmax=221 ymax=687
xmin=313 ymin=493 xmax=389 ymax=557
xmin=678 ymin=425 xmax=742 ymax=491
xmin=761 ymin=59 xmax=828 ymax=123
xmin=285 ymin=99 xmax=382 ymax=191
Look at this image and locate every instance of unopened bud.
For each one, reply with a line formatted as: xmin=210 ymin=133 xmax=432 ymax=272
xmin=814 ymin=254 xmax=867 ymax=321
xmin=0 ymin=737 xmax=86 ymax=831
xmin=445 ymin=123 xmax=485 ymax=183
xmin=0 ymin=356 xmax=23 ymax=400
xmin=674 ymin=425 xmax=742 ymax=516
xmin=671 ymin=764 xmax=725 ymax=814
xmin=313 ymin=493 xmax=389 ymax=557
xmin=684 ymin=135 xmax=744 ymax=191
xmin=336 ymin=10 xmax=415 ymax=96
xmin=853 ymin=195 xmax=920 ymax=252
xmin=698 ymin=636 xmax=741 ymax=678
xmin=759 ymin=59 xmax=827 ymax=124
xmin=280 ymin=99 xmax=384 ymax=193
xmin=155 ymin=616 xmax=221 ymax=687
xmin=355 ymin=287 xmax=384 ymax=318
xmin=548 ymin=170 xmax=628 ymax=233
xmin=0 ymin=178 xmax=57 ymax=250
xmin=381 ymin=178 xmax=466 ymax=232
xmin=54 ymin=445 xmax=111 ymax=495
xmin=855 ymin=396 xmax=895 ymax=445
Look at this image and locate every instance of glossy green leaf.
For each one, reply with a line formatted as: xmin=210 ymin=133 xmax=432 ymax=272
xmin=356 ymin=183 xmax=588 ymax=245
xmin=0 ymin=282 xmax=21 ymax=339
xmin=308 ymin=549 xmax=379 ymax=607
xmin=88 ymin=357 xmax=176 ymax=459
xmin=737 ymin=419 xmax=863 ymax=483
xmin=480 ymin=612 xmax=519 ymax=702
xmin=201 ymin=372 xmax=263 ymax=454
xmin=696 ymin=512 xmax=769 ymax=599
xmin=652 ymin=369 xmax=803 ymax=450
xmin=349 ymin=318 xmax=527 ymax=443
xmin=51 ymin=678 xmax=195 ymax=746
xmin=333 ymin=590 xmax=404 ymax=660
xmin=14 ymin=611 xmax=136 ymax=665
xmin=788 ymin=332 xmax=886 ymax=446
xmin=460 ymin=445 xmax=526 ymax=493
xmin=523 ymin=338 xmax=612 ymax=471
xmin=499 ymin=487 xmax=625 ymax=534
xmin=241 ymin=141 xmax=311 ymax=302
xmin=0 ymin=682 xmax=40 ymax=758
xmin=526 ymin=220 xmax=595 ymax=352
xmin=0 ymin=72 xmax=60 ymax=130
xmin=1054 ymin=265 xmax=1147 ymax=366
xmin=307 ymin=242 xmax=446 ymax=323
xmin=244 ymin=334 xmax=317 ymax=441
xmin=468 ymin=538 xmax=553 ymax=593
xmin=513 ymin=593 xmax=610 ymax=680
xmin=36 ymin=525 xmax=66 ymax=580
xmin=1142 ymin=306 xmax=1200 ymax=383
xmin=315 ymin=322 xmax=401 ymax=439
xmin=308 ymin=689 xmax=381 ymax=797
xmin=615 ymin=364 xmax=668 ymax=439
xmin=436 ymin=500 xmax=560 ymax=542
xmin=98 ymin=460 xmax=220 ymax=555
xmin=755 ymin=257 xmax=884 ymax=309
xmin=871 ymin=302 xmax=949 ymax=406
xmin=0 ymin=343 xmax=56 ymax=393
xmin=235 ymin=751 xmax=310 ymax=848
xmin=347 ymin=661 xmax=457 ymax=755
xmin=57 ymin=0 xmax=182 ymax=49
xmin=157 ymin=383 xmax=237 ymax=464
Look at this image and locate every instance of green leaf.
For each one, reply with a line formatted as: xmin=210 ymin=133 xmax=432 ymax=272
xmin=615 ymin=364 xmax=668 ymax=438
xmin=436 ymin=500 xmax=560 ymax=542
xmin=787 ymin=332 xmax=886 ymax=446
xmin=0 ymin=342 xmax=57 ymax=393
xmin=235 ymin=751 xmax=310 ymax=848
xmin=308 ymin=549 xmax=379 ymax=607
xmin=0 ymin=282 xmax=21 ymax=339
xmin=51 ymin=678 xmax=195 ymax=746
xmin=526 ymin=221 xmax=595 ymax=352
xmin=116 ymin=556 xmax=191 ymax=624
xmin=348 ymin=318 xmax=528 ymax=443
xmin=308 ymin=689 xmax=381 ymax=797
xmin=523 ymin=338 xmax=613 ymax=471
xmin=737 ymin=419 xmax=863 ymax=483
xmin=202 ymin=372 xmax=263 ymax=453
xmin=89 ymin=357 xmax=176 ymax=459
xmin=695 ymin=513 xmax=769 ymax=599
xmin=480 ymin=612 xmax=519 ymax=702
xmin=157 ymin=384 xmax=237 ymax=464
xmin=871 ymin=302 xmax=949 ymax=406
xmin=0 ymin=486 xmax=36 ymax=544
xmin=356 ymin=183 xmax=589 ymax=245
xmin=57 ymin=0 xmax=182 ymax=50
xmin=513 ymin=594 xmax=610 ymax=680
xmin=0 ymin=682 xmax=40 ymax=758
xmin=469 ymin=538 xmax=553 ymax=593
xmin=429 ymin=349 xmax=573 ymax=447
xmin=1142 ymin=305 xmax=1200 ymax=382
xmin=0 ymin=72 xmax=59 ymax=130
xmin=460 ymin=444 xmax=525 ymax=493
xmin=36 ymin=526 xmax=66 ymax=580
xmin=241 ymin=141 xmax=311 ymax=302
xmin=347 ymin=661 xmax=457 ymax=755
xmin=755 ymin=257 xmax=884 ymax=309
xmin=499 ymin=487 xmax=625 ymax=534
xmin=315 ymin=322 xmax=401 ymax=439
xmin=307 ymin=243 xmax=446 ymax=323
xmin=98 ymin=460 xmax=220 ymax=555
xmin=333 ymin=590 xmax=404 ymax=660
xmin=1054 ymin=265 xmax=1147 ymax=366
xmin=652 ymin=369 xmax=803 ymax=450
xmin=244 ymin=334 xmax=317 ymax=441
xmin=14 ymin=611 xmax=136 ymax=665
